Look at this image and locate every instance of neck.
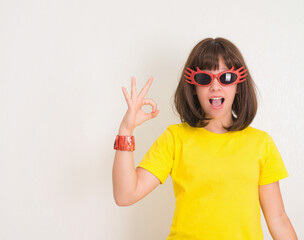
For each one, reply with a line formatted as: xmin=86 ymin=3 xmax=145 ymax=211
xmin=203 ymin=118 xmax=233 ymax=134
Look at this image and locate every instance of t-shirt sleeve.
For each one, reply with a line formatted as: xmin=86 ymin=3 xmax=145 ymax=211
xmin=258 ymin=132 xmax=289 ymax=185
xmin=136 ymin=126 xmax=175 ymax=184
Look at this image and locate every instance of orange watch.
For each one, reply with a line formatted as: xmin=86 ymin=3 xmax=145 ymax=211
xmin=114 ymin=135 xmax=135 ymax=151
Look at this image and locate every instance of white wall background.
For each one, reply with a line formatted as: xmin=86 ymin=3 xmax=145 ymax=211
xmin=0 ymin=0 xmax=303 ymax=239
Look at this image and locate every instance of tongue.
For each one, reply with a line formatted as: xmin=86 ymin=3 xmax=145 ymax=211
xmin=211 ymin=99 xmax=222 ymax=107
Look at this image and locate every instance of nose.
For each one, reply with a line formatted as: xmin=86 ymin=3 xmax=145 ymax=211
xmin=210 ymin=77 xmax=221 ymax=91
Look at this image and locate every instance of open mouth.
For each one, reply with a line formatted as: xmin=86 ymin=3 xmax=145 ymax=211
xmin=209 ymin=98 xmax=225 ymax=107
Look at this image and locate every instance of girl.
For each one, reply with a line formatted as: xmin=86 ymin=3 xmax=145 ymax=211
xmin=112 ymin=37 xmax=298 ymax=239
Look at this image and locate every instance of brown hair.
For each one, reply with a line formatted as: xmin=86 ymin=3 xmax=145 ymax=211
xmin=174 ymin=37 xmax=259 ymax=131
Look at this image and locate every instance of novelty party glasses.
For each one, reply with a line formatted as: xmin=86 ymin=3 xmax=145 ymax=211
xmin=184 ymin=66 xmax=248 ymax=86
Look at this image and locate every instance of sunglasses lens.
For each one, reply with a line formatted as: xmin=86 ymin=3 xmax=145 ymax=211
xmin=220 ymin=73 xmax=238 ymax=85
xmin=194 ymin=73 xmax=212 ymax=85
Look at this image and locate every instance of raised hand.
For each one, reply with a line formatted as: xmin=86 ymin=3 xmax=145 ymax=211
xmin=119 ymin=76 xmax=159 ymax=135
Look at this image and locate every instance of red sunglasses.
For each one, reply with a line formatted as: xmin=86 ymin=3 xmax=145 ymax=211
xmin=184 ymin=66 xmax=248 ymax=86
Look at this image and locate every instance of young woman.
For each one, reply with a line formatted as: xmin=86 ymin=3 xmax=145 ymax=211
xmin=112 ymin=37 xmax=298 ymax=239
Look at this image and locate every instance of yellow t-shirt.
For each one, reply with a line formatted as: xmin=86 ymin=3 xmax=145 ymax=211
xmin=136 ymin=122 xmax=289 ymax=240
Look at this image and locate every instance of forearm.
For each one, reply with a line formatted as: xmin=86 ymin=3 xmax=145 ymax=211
xmin=268 ymin=214 xmax=298 ymax=240
xmin=112 ymin=150 xmax=137 ymax=206
xmin=112 ymin=127 xmax=137 ymax=206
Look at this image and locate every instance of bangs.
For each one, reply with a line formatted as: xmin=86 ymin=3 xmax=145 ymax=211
xmin=192 ymin=41 xmax=235 ymax=71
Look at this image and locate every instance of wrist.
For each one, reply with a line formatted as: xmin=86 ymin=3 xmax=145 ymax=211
xmin=114 ymin=135 xmax=135 ymax=151
xmin=118 ymin=126 xmax=134 ymax=136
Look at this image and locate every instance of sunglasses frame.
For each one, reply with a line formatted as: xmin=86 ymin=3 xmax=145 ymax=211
xmin=184 ymin=66 xmax=248 ymax=87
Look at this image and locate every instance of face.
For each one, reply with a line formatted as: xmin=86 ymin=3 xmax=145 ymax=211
xmin=195 ymin=56 xmax=237 ymax=123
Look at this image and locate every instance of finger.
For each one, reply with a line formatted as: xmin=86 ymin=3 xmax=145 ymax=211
xmin=143 ymin=98 xmax=157 ymax=113
xmin=122 ymin=87 xmax=131 ymax=102
xmin=145 ymin=109 xmax=159 ymax=120
xmin=131 ymin=77 xmax=137 ymax=100
xmin=138 ymin=76 xmax=153 ymax=100
xmin=152 ymin=109 xmax=159 ymax=117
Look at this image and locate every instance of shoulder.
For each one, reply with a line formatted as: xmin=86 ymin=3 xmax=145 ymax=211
xmin=241 ymin=125 xmax=271 ymax=140
xmin=166 ymin=122 xmax=189 ymax=131
xmin=161 ymin=122 xmax=193 ymax=143
xmin=242 ymin=126 xmax=278 ymax=152
xmin=166 ymin=122 xmax=195 ymax=136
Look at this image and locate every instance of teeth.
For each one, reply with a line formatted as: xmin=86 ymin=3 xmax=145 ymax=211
xmin=210 ymin=97 xmax=222 ymax=100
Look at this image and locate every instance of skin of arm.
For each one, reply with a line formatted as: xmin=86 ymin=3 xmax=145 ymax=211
xmin=113 ymin=150 xmax=160 ymax=206
xmin=112 ymin=77 xmax=160 ymax=206
xmin=259 ymin=181 xmax=298 ymax=239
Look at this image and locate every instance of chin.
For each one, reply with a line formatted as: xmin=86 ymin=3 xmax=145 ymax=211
xmin=206 ymin=108 xmax=231 ymax=118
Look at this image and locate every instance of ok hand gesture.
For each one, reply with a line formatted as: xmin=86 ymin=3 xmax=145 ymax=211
xmin=119 ymin=77 xmax=159 ymax=135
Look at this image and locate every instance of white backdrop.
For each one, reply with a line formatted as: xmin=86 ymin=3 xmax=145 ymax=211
xmin=0 ymin=0 xmax=303 ymax=239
